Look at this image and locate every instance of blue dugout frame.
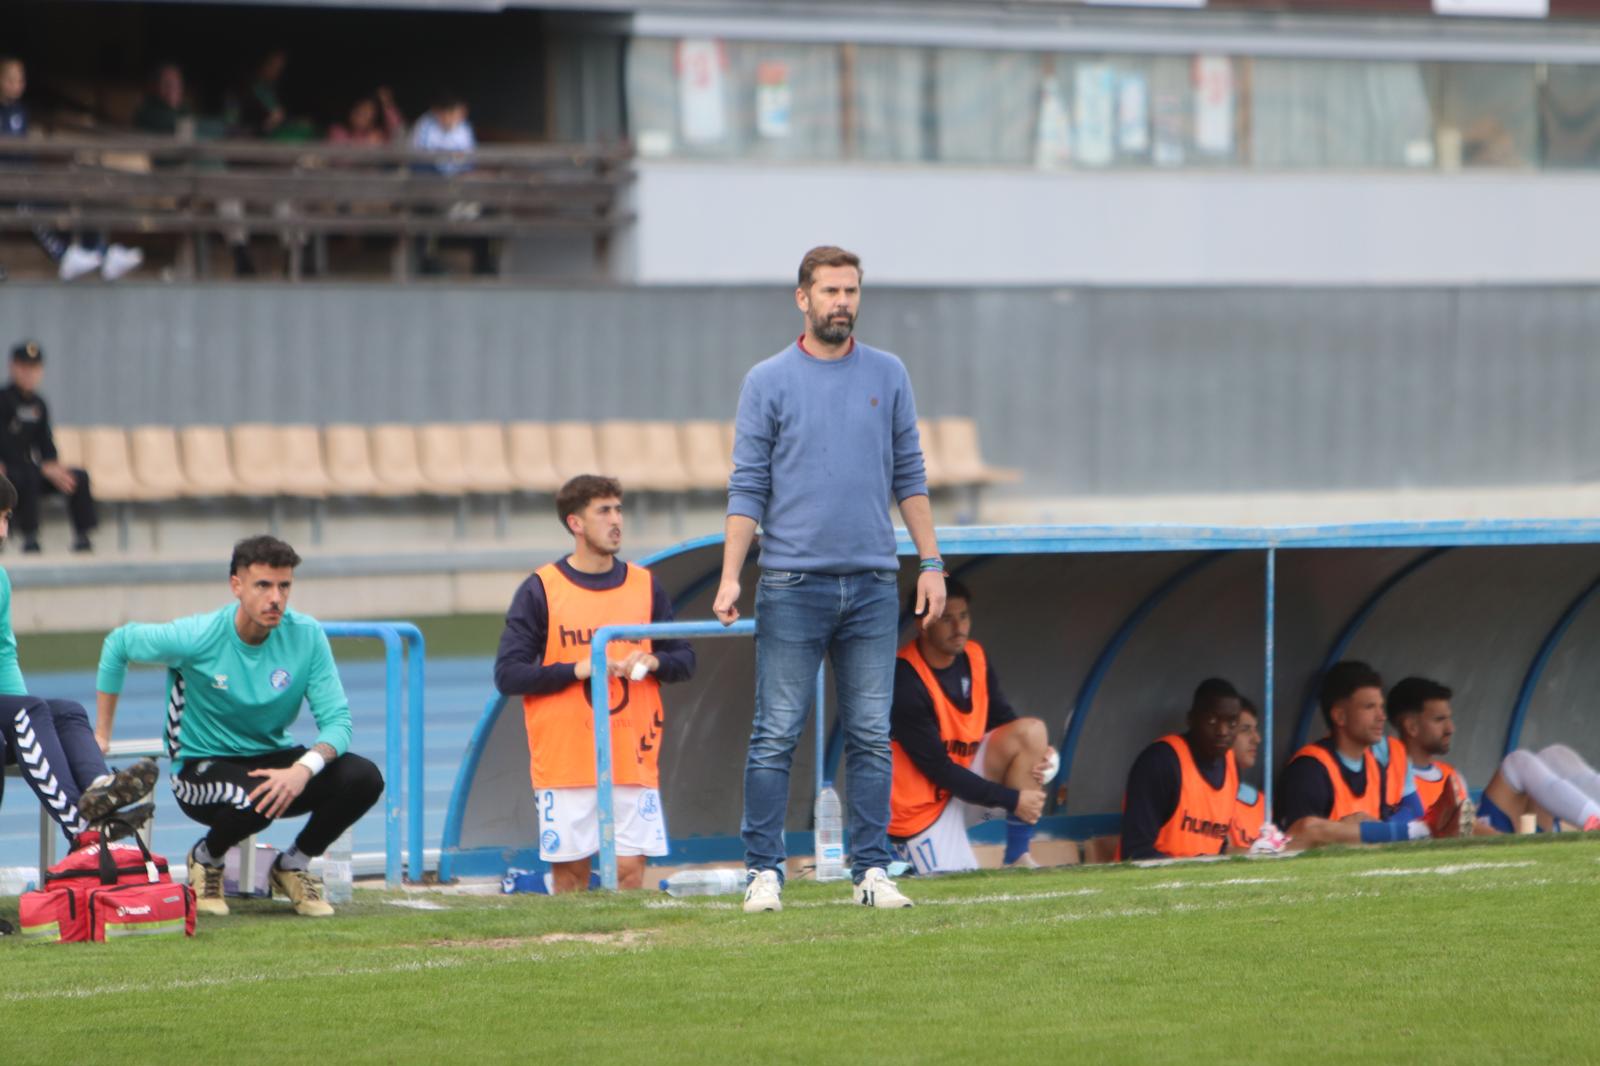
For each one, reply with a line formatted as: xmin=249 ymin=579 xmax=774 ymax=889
xmin=321 ymin=621 xmax=426 ymax=888
xmin=440 ymin=518 xmax=1600 ymax=887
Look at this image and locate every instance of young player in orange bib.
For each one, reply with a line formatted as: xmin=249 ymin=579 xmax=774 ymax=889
xmin=492 ymin=476 xmax=695 ymax=892
xmin=1119 ymin=679 xmax=1242 ymax=860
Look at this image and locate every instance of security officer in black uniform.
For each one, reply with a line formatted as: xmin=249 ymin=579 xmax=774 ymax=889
xmin=0 ymin=340 xmax=96 ymax=552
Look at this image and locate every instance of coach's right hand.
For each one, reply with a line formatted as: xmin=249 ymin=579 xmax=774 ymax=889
xmin=713 ymin=578 xmax=741 ymax=626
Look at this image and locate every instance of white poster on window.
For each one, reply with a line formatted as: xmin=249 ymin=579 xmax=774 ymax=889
xmin=1074 ymin=64 xmax=1116 ymax=167
xmin=755 ymin=60 xmax=791 ymax=140
xmin=1193 ymin=55 xmax=1233 ymax=157
xmin=1117 ymin=73 xmax=1149 ymax=154
xmin=1034 ymin=74 xmax=1073 ymax=170
xmin=677 ymin=38 xmax=727 ymax=145
xmin=1434 ymin=0 xmax=1547 ymax=16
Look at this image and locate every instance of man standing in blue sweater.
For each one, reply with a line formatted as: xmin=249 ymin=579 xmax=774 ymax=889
xmin=714 ymin=245 xmax=947 ymax=912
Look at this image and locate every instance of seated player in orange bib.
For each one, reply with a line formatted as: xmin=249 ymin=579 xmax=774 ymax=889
xmin=1275 ymin=661 xmax=1466 ymax=848
xmin=492 ymin=475 xmax=696 ymax=892
xmin=1389 ymin=675 xmax=1600 ymax=835
xmin=888 ymin=578 xmax=1055 ymax=874
xmin=1119 ymin=679 xmax=1242 ymax=861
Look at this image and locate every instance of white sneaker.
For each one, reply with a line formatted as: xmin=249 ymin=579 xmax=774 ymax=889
xmin=58 ymin=244 xmax=103 ymax=281
xmin=1005 ymin=852 xmax=1041 ymax=869
xmin=101 ymin=244 xmax=144 ymax=281
xmin=742 ymin=869 xmax=782 ymax=913
xmin=853 ymin=867 xmax=913 ymax=908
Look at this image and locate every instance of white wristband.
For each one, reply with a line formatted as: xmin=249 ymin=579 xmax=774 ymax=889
xmin=296 ymin=750 xmax=327 ymax=777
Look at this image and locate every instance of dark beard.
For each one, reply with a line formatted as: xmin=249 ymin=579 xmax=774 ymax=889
xmin=811 ymin=312 xmax=854 ymax=345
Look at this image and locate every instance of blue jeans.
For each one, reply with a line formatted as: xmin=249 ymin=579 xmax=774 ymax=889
xmin=742 ymin=568 xmax=900 ymax=883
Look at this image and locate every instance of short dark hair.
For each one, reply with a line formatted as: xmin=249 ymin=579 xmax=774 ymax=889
xmin=1386 ymin=676 xmax=1453 ymax=725
xmin=229 ymin=534 xmax=301 ymax=576
xmin=432 ymin=93 xmax=466 ymax=112
xmin=556 ymin=474 xmax=622 ymax=532
xmin=908 ymin=575 xmax=970 ymax=616
xmin=797 ymin=245 xmax=862 ymax=290
xmin=1319 ymin=660 xmax=1383 ymax=729
xmin=1190 ymin=677 xmax=1241 ymax=717
xmin=1238 ymin=696 xmax=1258 ymax=721
xmin=0 ymin=474 xmax=16 ymax=513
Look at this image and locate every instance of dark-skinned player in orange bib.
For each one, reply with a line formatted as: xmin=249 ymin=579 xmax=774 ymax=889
xmin=1119 ymin=678 xmax=1243 ymax=860
xmin=492 ymin=475 xmax=695 ymax=892
xmin=888 ymin=578 xmax=1055 ymax=874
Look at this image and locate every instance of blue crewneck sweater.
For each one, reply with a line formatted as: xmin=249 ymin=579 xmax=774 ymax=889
xmin=728 ymin=338 xmax=928 ymax=574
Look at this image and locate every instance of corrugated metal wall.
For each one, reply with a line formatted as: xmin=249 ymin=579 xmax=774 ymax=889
xmin=4 ymin=282 xmax=1594 ymax=494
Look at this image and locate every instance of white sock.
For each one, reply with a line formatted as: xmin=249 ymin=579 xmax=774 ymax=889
xmin=1501 ymin=750 xmax=1600 ymax=826
xmin=277 ymin=846 xmax=311 ymax=872
xmin=193 ymin=839 xmax=222 ymax=866
xmin=1537 ymin=745 xmax=1600 ymax=805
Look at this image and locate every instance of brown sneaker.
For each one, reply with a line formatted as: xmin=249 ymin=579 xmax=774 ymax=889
xmin=187 ymin=846 xmax=229 ymax=917
xmin=269 ymin=861 xmax=335 ymax=917
xmin=1424 ymin=774 xmax=1473 ymax=839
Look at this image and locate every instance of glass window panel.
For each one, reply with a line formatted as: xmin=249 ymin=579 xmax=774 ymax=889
xmin=1541 ymin=64 xmax=1600 ymax=169
xmin=1251 ymin=58 xmax=1434 ymax=168
xmin=1425 ymin=62 xmax=1539 ymax=168
xmin=932 ymin=49 xmax=1044 ymax=165
xmin=850 ymin=44 xmax=930 ymax=163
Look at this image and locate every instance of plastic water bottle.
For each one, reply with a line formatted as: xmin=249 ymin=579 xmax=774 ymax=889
xmin=814 ymin=783 xmax=845 ymax=882
xmin=659 ymin=868 xmax=744 ymax=897
xmin=324 ymin=829 xmax=354 ymax=904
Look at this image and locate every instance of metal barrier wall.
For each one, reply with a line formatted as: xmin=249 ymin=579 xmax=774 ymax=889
xmin=321 ymin=621 xmax=426 ymax=888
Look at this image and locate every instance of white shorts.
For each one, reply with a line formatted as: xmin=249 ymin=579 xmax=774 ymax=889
xmin=893 ymin=733 xmax=1004 ymax=875
xmin=535 ymin=785 xmax=669 ymax=863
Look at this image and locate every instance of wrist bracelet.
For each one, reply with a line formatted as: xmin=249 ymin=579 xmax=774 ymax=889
xmin=919 ymin=557 xmax=946 ymax=573
xmin=296 ymin=750 xmax=327 ymax=777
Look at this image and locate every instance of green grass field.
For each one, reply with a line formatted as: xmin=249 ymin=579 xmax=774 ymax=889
xmin=4 ymin=835 xmax=1597 ymax=1065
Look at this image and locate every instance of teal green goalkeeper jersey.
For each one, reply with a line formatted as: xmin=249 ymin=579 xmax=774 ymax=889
xmin=0 ymin=569 xmax=27 ymax=696
xmin=96 ymin=605 xmax=352 ymax=769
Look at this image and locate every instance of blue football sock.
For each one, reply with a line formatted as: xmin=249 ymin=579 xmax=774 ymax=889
xmin=1358 ymin=820 xmax=1409 ymax=844
xmin=1003 ymin=816 xmax=1035 ymax=865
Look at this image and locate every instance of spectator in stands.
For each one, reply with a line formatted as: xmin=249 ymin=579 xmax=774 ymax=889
xmin=132 ymin=63 xmax=193 ymax=136
xmin=94 ymin=535 xmax=384 ymax=917
xmin=0 ymin=341 xmax=97 ymax=553
xmin=0 ymin=57 xmax=143 ymax=281
xmin=329 ymin=87 xmax=404 ymax=146
xmin=1275 ymin=661 xmax=1466 ymax=845
xmin=410 ymin=93 xmax=492 ymax=275
xmin=1389 ymin=675 xmax=1600 ymax=834
xmin=0 ymin=474 xmax=157 ymax=851
xmin=888 ymin=577 xmax=1053 ymax=874
xmin=229 ymin=49 xmax=310 ymax=141
xmin=411 ymin=94 xmax=475 ymax=173
xmin=493 ymin=476 xmax=694 ymax=892
xmin=1228 ymin=697 xmax=1265 ymax=851
xmin=1119 ymin=678 xmax=1242 ymax=860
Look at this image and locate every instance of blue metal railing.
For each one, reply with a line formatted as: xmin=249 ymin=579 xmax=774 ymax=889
xmin=587 ymin=619 xmax=825 ymax=891
xmin=322 ymin=621 xmax=426 ymax=888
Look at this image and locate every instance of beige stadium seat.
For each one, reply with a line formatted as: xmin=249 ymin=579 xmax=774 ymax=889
xmin=506 ymin=422 xmax=562 ymax=493
xmin=372 ymin=424 xmax=457 ymax=496
xmin=228 ymin=424 xmax=286 ymax=496
xmin=597 ymin=420 xmax=690 ymax=492
xmin=53 ymin=427 xmax=83 ymax=469
xmin=550 ymin=421 xmax=602 ymax=482
xmin=178 ymin=426 xmax=239 ymax=498
xmin=417 ymin=424 xmax=473 ymax=493
xmin=323 ymin=424 xmax=393 ymax=496
xmin=83 ymin=427 xmax=155 ymax=502
xmin=457 ymin=422 xmax=517 ymax=494
xmin=722 ymin=421 xmax=736 ymax=463
xmin=276 ymin=426 xmax=335 ymax=498
xmin=127 ymin=426 xmax=190 ymax=500
xmin=935 ymin=417 xmax=1021 ymax=486
xmin=917 ymin=419 xmax=951 ymax=490
xmin=680 ymin=420 xmax=731 ymax=491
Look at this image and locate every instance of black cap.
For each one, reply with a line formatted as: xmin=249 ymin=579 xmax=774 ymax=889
xmin=10 ymin=341 xmax=42 ymax=365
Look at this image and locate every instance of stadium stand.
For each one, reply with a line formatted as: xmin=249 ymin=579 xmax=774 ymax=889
xmin=25 ymin=419 xmax=1011 ymax=548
